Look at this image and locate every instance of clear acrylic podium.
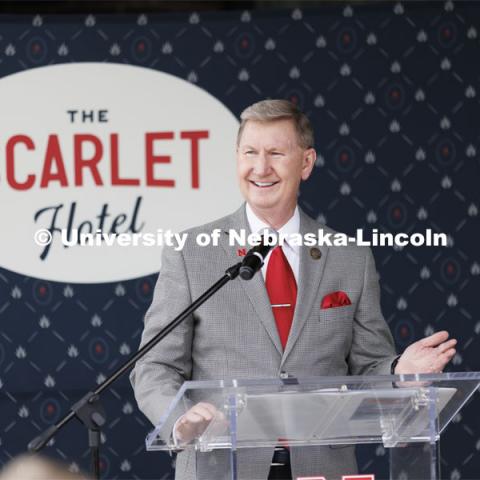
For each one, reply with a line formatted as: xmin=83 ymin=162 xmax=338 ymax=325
xmin=146 ymin=373 xmax=480 ymax=480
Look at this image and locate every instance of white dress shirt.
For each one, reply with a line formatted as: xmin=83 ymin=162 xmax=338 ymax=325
xmin=245 ymin=203 xmax=300 ymax=283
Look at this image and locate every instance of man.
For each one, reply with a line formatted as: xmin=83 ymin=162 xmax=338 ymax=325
xmin=0 ymin=455 xmax=89 ymax=480
xmin=131 ymin=100 xmax=456 ymax=480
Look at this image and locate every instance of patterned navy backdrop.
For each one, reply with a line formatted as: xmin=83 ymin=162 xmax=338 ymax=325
xmin=0 ymin=2 xmax=479 ymax=479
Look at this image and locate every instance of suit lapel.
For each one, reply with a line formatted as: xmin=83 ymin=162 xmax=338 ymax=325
xmin=218 ymin=204 xmax=283 ymax=356
xmin=281 ymin=209 xmax=329 ymax=366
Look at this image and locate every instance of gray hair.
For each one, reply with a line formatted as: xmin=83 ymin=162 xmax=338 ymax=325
xmin=237 ymin=99 xmax=314 ymax=149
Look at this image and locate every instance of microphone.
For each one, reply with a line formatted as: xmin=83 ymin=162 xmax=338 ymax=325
xmin=239 ymin=233 xmax=276 ymax=280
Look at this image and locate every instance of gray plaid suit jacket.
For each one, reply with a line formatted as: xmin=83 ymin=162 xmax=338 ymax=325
xmin=130 ymin=204 xmax=397 ymax=480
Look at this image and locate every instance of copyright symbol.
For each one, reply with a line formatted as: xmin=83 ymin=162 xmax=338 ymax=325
xmin=34 ymin=229 xmax=53 ymax=246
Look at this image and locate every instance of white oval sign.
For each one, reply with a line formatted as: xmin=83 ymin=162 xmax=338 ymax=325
xmin=0 ymin=63 xmax=242 ymax=283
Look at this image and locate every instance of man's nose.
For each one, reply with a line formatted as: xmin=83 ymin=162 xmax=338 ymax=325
xmin=253 ymin=151 xmax=272 ymax=176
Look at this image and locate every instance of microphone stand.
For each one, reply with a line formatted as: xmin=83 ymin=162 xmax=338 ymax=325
xmin=28 ymin=261 xmax=243 ymax=479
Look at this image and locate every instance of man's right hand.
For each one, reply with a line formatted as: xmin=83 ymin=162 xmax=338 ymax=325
xmin=174 ymin=402 xmax=219 ymax=444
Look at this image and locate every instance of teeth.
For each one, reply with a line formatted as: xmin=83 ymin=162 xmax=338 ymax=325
xmin=253 ymin=181 xmax=275 ymax=187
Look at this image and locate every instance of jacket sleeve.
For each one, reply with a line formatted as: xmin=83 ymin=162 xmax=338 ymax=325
xmin=130 ymin=244 xmax=194 ymax=435
xmin=347 ymin=247 xmax=398 ymax=375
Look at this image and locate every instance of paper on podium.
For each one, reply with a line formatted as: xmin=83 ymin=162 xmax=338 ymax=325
xmin=227 ymin=387 xmax=457 ymax=446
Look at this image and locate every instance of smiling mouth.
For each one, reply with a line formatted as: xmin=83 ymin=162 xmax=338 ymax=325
xmin=250 ymin=181 xmax=279 ymax=188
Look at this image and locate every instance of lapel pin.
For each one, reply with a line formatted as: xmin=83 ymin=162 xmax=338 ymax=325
xmin=310 ymin=247 xmax=322 ymax=260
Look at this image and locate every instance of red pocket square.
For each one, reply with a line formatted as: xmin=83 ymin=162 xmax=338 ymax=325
xmin=321 ymin=291 xmax=352 ymax=309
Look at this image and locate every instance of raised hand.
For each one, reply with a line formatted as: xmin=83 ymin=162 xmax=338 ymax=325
xmin=395 ymin=330 xmax=457 ymax=375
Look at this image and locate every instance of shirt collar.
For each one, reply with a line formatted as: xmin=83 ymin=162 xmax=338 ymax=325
xmin=245 ymin=203 xmax=300 ymax=254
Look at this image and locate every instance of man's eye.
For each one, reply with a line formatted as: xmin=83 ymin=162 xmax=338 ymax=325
xmin=271 ymin=152 xmax=283 ymax=156
xmin=245 ymin=150 xmax=255 ymax=155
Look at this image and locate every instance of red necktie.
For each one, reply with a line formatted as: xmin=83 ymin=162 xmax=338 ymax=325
xmin=265 ymin=246 xmax=297 ymax=350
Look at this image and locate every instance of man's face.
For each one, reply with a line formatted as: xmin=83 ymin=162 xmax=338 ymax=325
xmin=236 ymin=119 xmax=316 ymax=217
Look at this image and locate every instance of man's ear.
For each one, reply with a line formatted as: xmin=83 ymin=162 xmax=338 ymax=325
xmin=301 ymin=148 xmax=317 ymax=181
